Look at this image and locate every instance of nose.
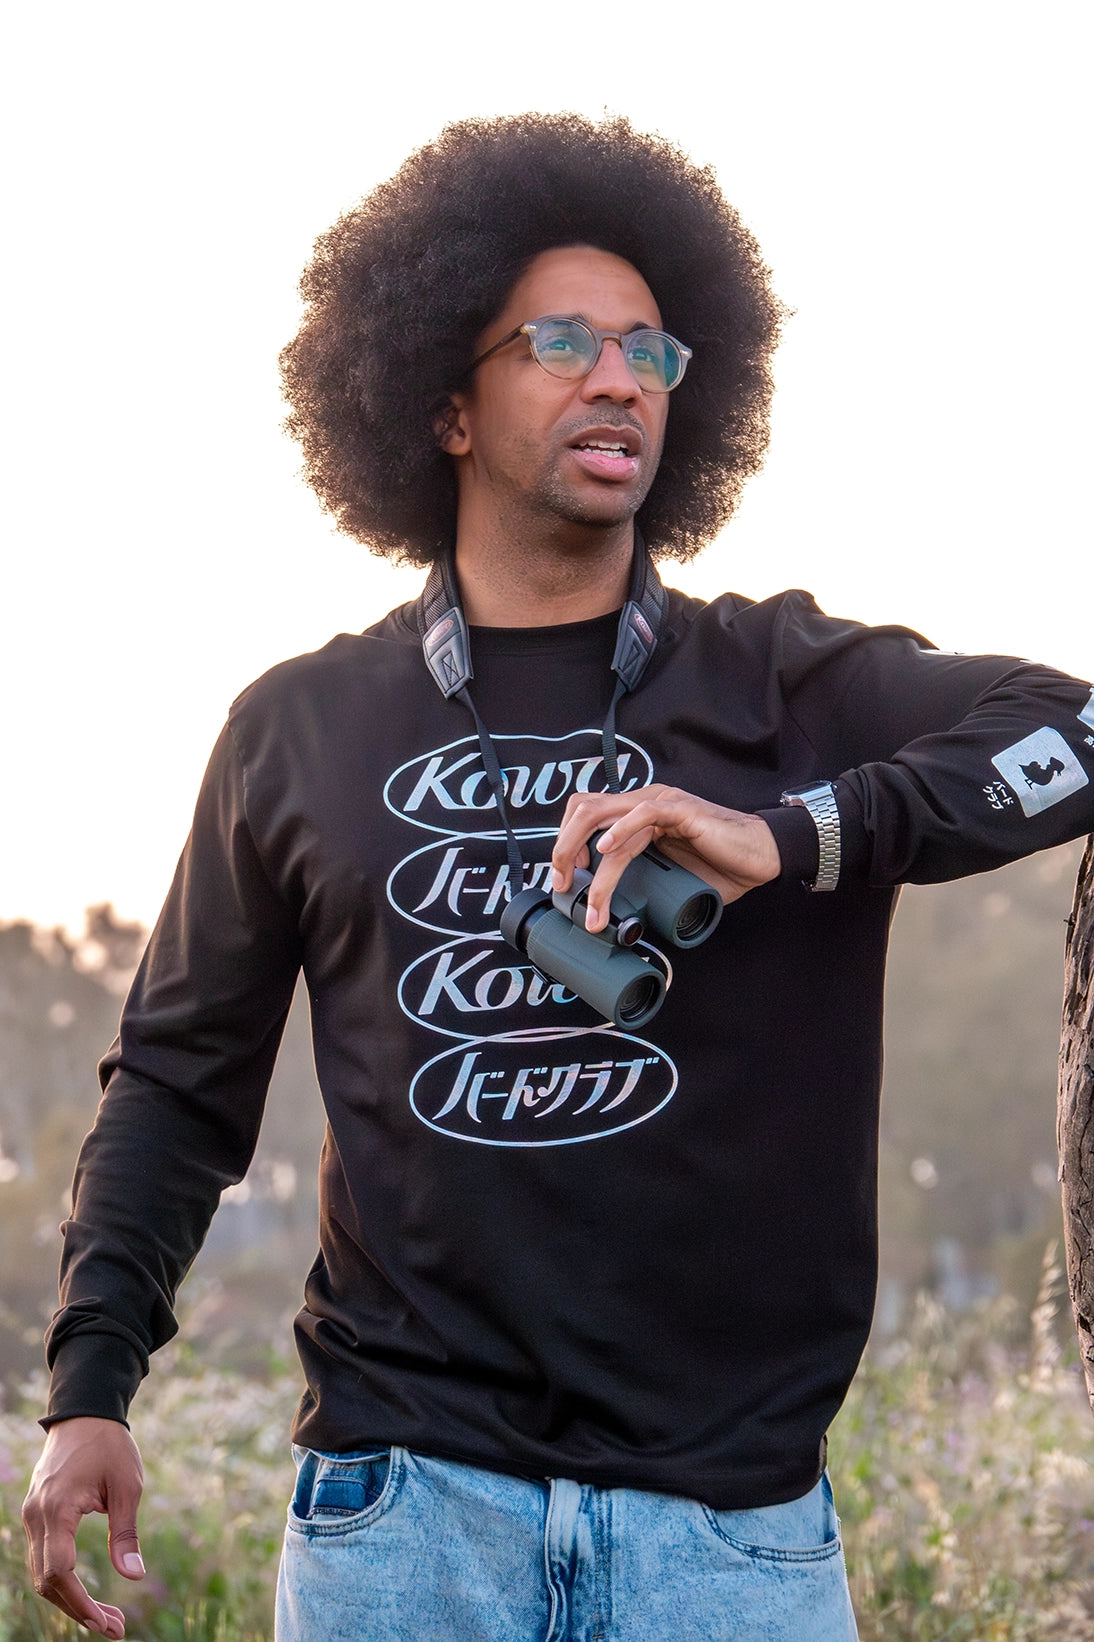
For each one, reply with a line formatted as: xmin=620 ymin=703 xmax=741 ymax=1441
xmin=579 ymin=336 xmax=639 ymax=404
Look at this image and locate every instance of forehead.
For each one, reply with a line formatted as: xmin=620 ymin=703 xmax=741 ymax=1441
xmin=493 ymin=245 xmax=663 ymax=331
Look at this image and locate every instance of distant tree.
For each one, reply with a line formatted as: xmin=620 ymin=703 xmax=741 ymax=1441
xmin=77 ymin=901 xmax=149 ymax=993
xmin=0 ymin=915 xmax=133 ymax=1174
xmin=0 ymin=909 xmax=149 ymax=1386
xmin=1058 ymin=835 xmax=1094 ymax=1414
xmin=879 ymin=841 xmax=1080 ymax=1308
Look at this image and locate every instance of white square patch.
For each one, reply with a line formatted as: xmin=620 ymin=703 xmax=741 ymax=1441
xmin=991 ymin=726 xmax=1089 ymax=819
xmin=1079 ymin=689 xmax=1094 ymax=733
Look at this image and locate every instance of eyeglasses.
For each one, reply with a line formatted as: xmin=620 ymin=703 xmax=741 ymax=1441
xmin=467 ymin=316 xmax=693 ymax=393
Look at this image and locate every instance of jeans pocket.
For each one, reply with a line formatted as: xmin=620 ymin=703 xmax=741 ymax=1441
xmin=702 ymin=1474 xmax=843 ymax=1563
xmin=287 ymin=1445 xmax=401 ymax=1536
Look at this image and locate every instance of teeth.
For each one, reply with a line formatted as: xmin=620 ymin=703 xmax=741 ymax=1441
xmin=579 ymin=440 xmax=627 ymax=453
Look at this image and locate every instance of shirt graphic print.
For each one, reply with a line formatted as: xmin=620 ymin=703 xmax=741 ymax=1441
xmin=383 ymin=729 xmax=679 ymax=1146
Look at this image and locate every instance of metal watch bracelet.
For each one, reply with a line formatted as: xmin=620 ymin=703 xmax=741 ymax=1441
xmin=779 ymin=781 xmax=841 ymax=892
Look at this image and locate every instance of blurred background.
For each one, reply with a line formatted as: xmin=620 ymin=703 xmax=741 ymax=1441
xmin=2 ymin=0 xmax=1089 ymax=935
xmin=1 ymin=2 xmax=1092 ymax=1634
xmin=2 ymin=0 xmax=1090 ymax=1441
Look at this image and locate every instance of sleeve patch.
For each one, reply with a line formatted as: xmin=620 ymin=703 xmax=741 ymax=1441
xmin=991 ymin=727 xmax=1089 ymax=819
xmin=1079 ymin=689 xmax=1094 ymax=732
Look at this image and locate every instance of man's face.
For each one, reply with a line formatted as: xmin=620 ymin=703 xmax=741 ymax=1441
xmin=443 ymin=245 xmax=670 ymax=538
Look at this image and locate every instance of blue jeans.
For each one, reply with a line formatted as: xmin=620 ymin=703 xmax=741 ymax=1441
xmin=276 ymin=1445 xmax=858 ymax=1641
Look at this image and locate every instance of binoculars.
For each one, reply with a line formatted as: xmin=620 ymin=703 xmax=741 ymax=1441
xmin=500 ymin=835 xmax=722 ymax=1030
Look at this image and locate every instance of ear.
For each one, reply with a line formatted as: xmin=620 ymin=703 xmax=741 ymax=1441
xmin=433 ymin=394 xmax=472 ymax=456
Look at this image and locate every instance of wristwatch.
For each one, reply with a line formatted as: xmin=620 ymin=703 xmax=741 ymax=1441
xmin=780 ymin=781 xmax=841 ymax=892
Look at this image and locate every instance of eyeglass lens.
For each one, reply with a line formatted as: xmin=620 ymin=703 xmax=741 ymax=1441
xmin=530 ymin=320 xmax=686 ymax=392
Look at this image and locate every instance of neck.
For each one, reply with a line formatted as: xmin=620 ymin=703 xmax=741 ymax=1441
xmin=453 ymin=518 xmax=634 ymax=627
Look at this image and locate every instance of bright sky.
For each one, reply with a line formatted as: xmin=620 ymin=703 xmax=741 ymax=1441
xmin=3 ymin=1 xmax=1090 ymax=935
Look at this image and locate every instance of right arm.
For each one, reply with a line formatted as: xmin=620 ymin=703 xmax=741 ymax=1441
xmin=25 ymin=723 xmax=302 ymax=1632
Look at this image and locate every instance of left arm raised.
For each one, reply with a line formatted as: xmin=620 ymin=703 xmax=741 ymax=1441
xmin=551 ymin=786 xmax=782 ymax=933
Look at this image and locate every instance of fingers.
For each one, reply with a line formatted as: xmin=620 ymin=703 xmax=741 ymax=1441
xmin=552 ymin=788 xmax=690 ymax=932
xmin=104 ymin=1455 xmax=144 ymax=1593
xmin=23 ymin=1418 xmax=144 ymax=1637
xmin=585 ymin=796 xmax=697 ymax=931
xmin=108 ymin=1519 xmax=146 ymax=1581
xmin=552 ymin=788 xmax=670 ymax=888
xmin=26 ymin=1510 xmax=126 ymax=1636
xmin=103 ymin=1458 xmax=145 ymax=1583
xmin=551 ymin=786 xmax=782 ymax=933
xmin=45 ymin=1584 xmax=126 ymax=1639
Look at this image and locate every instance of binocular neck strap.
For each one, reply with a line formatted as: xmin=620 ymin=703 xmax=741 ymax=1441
xmin=416 ymin=537 xmax=668 ymax=898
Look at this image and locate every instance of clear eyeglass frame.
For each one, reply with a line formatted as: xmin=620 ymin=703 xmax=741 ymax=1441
xmin=468 ymin=315 xmax=693 ymax=393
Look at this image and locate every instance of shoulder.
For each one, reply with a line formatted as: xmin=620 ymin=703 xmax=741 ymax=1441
xmin=664 ymin=584 xmax=930 ymax=666
xmin=666 ymin=583 xmax=831 ymax=634
xmin=229 ymin=603 xmax=422 ymax=717
xmin=224 ymin=602 xmax=425 ymax=772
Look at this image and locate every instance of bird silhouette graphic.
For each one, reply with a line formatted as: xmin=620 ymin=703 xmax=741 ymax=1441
xmin=1019 ymin=756 xmax=1065 ymax=788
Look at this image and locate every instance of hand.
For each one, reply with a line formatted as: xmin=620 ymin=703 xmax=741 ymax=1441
xmin=551 ymin=784 xmax=782 ymax=934
xmin=23 ymin=1416 xmax=145 ymax=1638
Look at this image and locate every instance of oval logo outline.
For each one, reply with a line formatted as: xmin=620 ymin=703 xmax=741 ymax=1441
xmin=408 ymin=1027 xmax=679 ymax=1146
xmin=397 ymin=934 xmax=673 ymax=1040
xmin=386 ymin=831 xmax=556 ymax=938
xmin=384 ymin=730 xmax=655 ymax=835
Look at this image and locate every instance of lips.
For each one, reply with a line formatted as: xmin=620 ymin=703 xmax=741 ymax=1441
xmin=568 ymin=424 xmax=641 ymax=457
xmin=566 ymin=424 xmax=642 ymax=481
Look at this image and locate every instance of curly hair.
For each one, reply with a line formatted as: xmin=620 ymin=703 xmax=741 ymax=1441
xmin=281 ymin=113 xmax=787 ymax=565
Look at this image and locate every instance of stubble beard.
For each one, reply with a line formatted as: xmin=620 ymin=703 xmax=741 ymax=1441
xmin=525 ymin=433 xmax=663 ymax=542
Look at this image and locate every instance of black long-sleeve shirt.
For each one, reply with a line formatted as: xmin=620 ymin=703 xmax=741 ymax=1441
xmin=44 ymin=587 xmax=1094 ymax=1508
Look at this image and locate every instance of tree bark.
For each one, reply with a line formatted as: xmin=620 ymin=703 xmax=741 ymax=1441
xmin=1059 ymin=834 xmax=1094 ymax=1413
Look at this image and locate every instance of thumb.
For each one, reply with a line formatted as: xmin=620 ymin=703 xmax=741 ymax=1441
xmin=107 ymin=1488 xmax=145 ymax=1581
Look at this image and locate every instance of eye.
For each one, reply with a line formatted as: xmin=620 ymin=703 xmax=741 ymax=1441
xmin=626 ymin=333 xmax=666 ymax=378
xmin=625 ymin=331 xmax=682 ymax=389
xmin=532 ymin=320 xmax=597 ymax=374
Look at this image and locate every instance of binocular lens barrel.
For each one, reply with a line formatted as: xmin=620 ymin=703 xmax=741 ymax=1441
xmin=666 ymin=887 xmax=720 ymax=945
xmin=589 ymin=835 xmax=723 ymax=949
xmin=498 ymin=840 xmax=722 ymax=1032
xmin=500 ymin=888 xmax=666 ymax=1030
xmin=609 ymin=969 xmax=664 ymax=1028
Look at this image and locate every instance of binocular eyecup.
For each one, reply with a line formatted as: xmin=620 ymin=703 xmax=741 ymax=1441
xmin=591 ymin=833 xmax=721 ymax=949
xmin=499 ymin=839 xmax=723 ymax=1030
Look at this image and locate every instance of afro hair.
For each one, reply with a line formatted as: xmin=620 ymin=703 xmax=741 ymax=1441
xmin=280 ymin=113 xmax=786 ymax=565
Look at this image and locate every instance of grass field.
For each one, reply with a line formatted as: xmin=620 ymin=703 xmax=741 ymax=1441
xmin=3 ymin=1250 xmax=1093 ymax=1641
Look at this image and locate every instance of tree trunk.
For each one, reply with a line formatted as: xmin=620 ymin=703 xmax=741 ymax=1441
xmin=1059 ymin=834 xmax=1094 ymax=1413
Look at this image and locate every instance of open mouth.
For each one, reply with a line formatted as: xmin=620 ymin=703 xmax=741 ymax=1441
xmin=567 ymin=428 xmax=641 ymax=478
xmin=573 ymin=437 xmax=631 ymax=458
xmin=568 ymin=440 xmax=641 ymax=482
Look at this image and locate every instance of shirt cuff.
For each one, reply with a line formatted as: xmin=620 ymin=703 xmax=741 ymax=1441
xmin=41 ymin=1333 xmax=146 ymax=1430
xmin=756 ymin=804 xmax=820 ymax=883
xmin=757 ymin=782 xmax=869 ymax=887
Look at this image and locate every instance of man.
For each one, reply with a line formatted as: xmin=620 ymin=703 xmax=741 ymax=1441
xmin=23 ymin=114 xmax=1094 ymax=1640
